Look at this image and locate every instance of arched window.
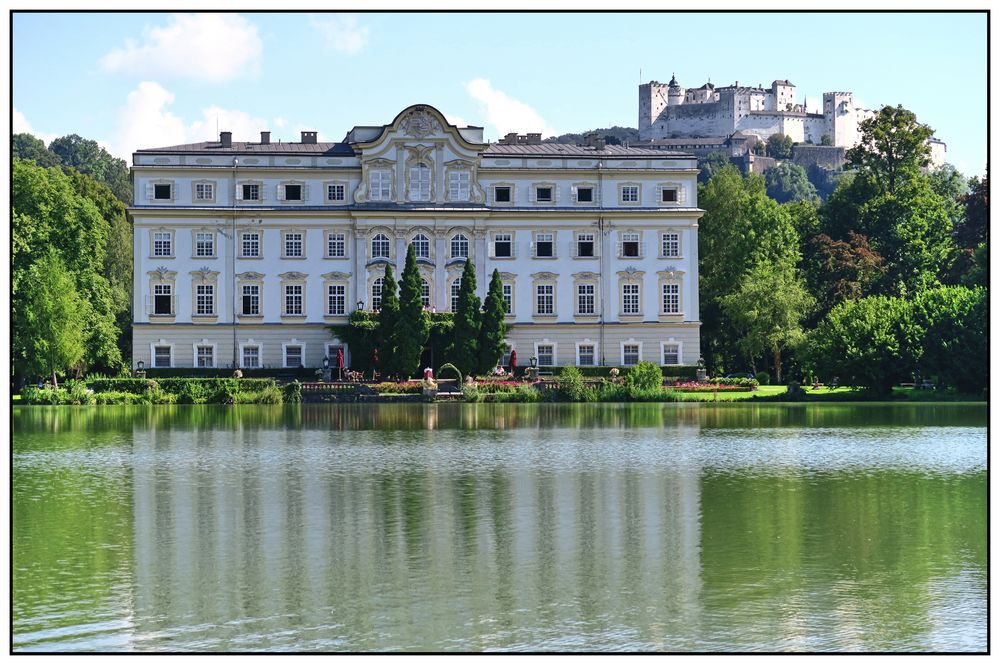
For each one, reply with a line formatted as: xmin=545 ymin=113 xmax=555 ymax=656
xmin=451 ymin=233 xmax=469 ymax=259
xmin=409 ymin=163 xmax=431 ymax=202
xmin=421 ymin=279 xmax=431 ymax=308
xmin=371 ymin=233 xmax=390 ymax=259
xmin=451 ymin=278 xmax=462 ymax=312
xmin=372 ymin=278 xmax=384 ymax=312
xmin=410 ymin=233 xmax=430 ymax=259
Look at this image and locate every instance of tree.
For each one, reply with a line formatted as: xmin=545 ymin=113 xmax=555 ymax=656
xmin=12 ymin=133 xmax=61 ymax=167
xmin=395 ymin=245 xmax=431 ymax=379
xmin=49 ymin=134 xmax=132 ymax=204
xmin=802 ymin=295 xmax=915 ymax=394
xmin=802 ymin=232 xmax=886 ymax=321
xmin=764 ymin=162 xmax=819 ymax=204
xmin=846 ymin=105 xmax=933 ymax=195
xmin=910 ymin=286 xmax=987 ymax=393
xmin=698 ymin=151 xmax=732 ymax=184
xmin=765 ymin=133 xmax=794 ymax=159
xmin=376 ymin=264 xmax=400 ymax=378
xmin=19 ymin=251 xmax=87 ymax=387
xmin=477 ymin=269 xmax=508 ymax=374
xmin=820 ymin=133 xmax=833 ymax=146
xmin=805 ymin=162 xmax=842 ymax=201
xmin=719 ymin=262 xmax=814 ymax=382
xmin=449 ymin=259 xmax=481 ymax=375
xmin=956 ymin=171 xmax=988 ymax=248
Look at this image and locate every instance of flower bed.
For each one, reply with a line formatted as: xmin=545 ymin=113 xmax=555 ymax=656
xmin=669 ymin=381 xmax=755 ymax=392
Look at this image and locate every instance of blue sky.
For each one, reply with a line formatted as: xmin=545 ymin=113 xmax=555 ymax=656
xmin=12 ymin=11 xmax=988 ymax=176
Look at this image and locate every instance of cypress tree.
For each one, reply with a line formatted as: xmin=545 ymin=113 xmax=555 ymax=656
xmin=477 ymin=269 xmax=508 ymax=374
xmin=376 ymin=263 xmax=400 ymax=379
xmin=449 ymin=258 xmax=480 ymax=375
xmin=395 ymin=244 xmax=430 ymax=379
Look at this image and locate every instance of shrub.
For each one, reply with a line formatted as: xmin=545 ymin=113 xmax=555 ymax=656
xmin=461 ymin=384 xmax=483 ymax=402
xmin=755 ymin=371 xmax=770 ymax=386
xmin=233 ymin=385 xmax=284 ymax=404
xmin=283 ymin=381 xmax=302 ymax=403
xmin=558 ymin=366 xmax=585 ymax=401
xmin=624 ymin=361 xmax=663 ymax=393
xmin=94 ymin=391 xmax=142 ymax=405
xmin=374 ymin=381 xmax=423 ymax=394
xmin=709 ymin=377 xmax=760 ymax=388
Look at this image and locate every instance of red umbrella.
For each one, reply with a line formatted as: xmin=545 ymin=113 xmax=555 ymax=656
xmin=336 ymin=348 xmax=344 ymax=369
xmin=372 ymin=347 xmax=379 ymax=366
xmin=509 ymin=349 xmax=517 ymax=372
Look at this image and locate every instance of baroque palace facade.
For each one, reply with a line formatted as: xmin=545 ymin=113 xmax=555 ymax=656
xmin=130 ymin=105 xmax=702 ymax=370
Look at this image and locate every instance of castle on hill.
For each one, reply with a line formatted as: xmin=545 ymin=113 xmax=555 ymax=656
xmin=638 ymin=74 xmax=946 ymax=167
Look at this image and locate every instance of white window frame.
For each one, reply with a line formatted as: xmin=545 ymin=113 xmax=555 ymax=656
xmin=325 ymin=181 xmax=348 ymax=203
xmin=660 ymin=232 xmax=681 ymax=258
xmin=194 ymin=231 xmax=216 ymax=258
xmin=240 ymin=282 xmax=261 ymax=317
xmin=371 ymin=277 xmax=384 ymax=312
xmin=326 ymin=231 xmax=347 ymax=258
xmin=238 ymin=181 xmax=263 ymax=202
xmin=371 ymin=233 xmax=391 ymax=260
xmin=576 ymin=283 xmax=596 ymax=316
xmin=283 ymin=283 xmax=305 ymax=317
xmin=535 ymin=283 xmax=555 ymax=316
xmin=662 ymin=282 xmax=681 ymax=315
xmin=574 ymin=232 xmax=597 ymax=258
xmin=534 ymin=341 xmax=556 ymax=367
xmin=151 ymin=230 xmax=174 ymax=258
xmin=370 ymin=169 xmax=392 ymax=201
xmin=326 ymin=283 xmax=347 ymax=316
xmin=661 ymin=340 xmax=683 ymax=366
xmin=240 ymin=342 xmax=262 ymax=369
xmin=450 ymin=277 xmax=462 ymax=312
xmin=411 ymin=232 xmax=431 ymax=259
xmin=279 ymin=181 xmax=306 ymax=203
xmin=149 ymin=181 xmax=174 ymax=202
xmin=575 ymin=341 xmax=598 ymax=367
xmin=533 ymin=232 xmax=555 ymax=258
xmin=150 ymin=341 xmax=174 ymax=368
xmin=193 ymin=180 xmax=216 ymax=202
xmin=193 ymin=341 xmax=218 ymax=369
xmin=501 ymin=282 xmax=514 ymax=316
xmin=532 ymin=182 xmax=556 ymax=204
xmin=282 ymin=231 xmax=305 ymax=259
xmin=450 ymin=234 xmax=470 ymax=260
xmin=619 ymin=232 xmax=643 ymax=259
xmin=621 ymin=282 xmax=641 ymax=316
xmin=151 ymin=282 xmax=174 ymax=317
xmin=282 ymin=341 xmax=306 ymax=369
xmin=408 ymin=163 xmax=432 ymax=202
xmin=240 ymin=231 xmax=261 ymax=258
xmin=491 ymin=183 xmax=514 ymax=205
xmin=619 ymin=183 xmax=641 ymax=205
xmin=621 ymin=340 xmax=643 ymax=366
xmin=492 ymin=232 xmax=514 ymax=259
xmin=572 ymin=182 xmax=597 ymax=205
xmin=195 ymin=284 xmax=216 ymax=316
xmin=448 ymin=169 xmax=471 ymax=202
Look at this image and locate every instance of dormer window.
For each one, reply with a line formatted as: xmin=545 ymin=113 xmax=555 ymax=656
xmin=409 ymin=163 xmax=431 ymax=202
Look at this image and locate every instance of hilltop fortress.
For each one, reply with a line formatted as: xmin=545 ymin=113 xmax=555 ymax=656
xmin=638 ymin=74 xmax=946 ymax=167
xmin=639 ymin=75 xmax=874 ymax=147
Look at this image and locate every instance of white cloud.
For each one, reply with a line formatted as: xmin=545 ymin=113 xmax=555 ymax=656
xmin=108 ymin=81 xmax=272 ymax=163
xmin=464 ymin=78 xmax=556 ymax=139
xmin=444 ymin=113 xmax=470 ymax=128
xmin=100 ymin=13 xmax=262 ymax=82
xmin=310 ymin=15 xmax=369 ymax=55
xmin=13 ymin=107 xmax=58 ymax=145
xmin=804 ymin=96 xmax=821 ymax=114
xmin=272 ymin=117 xmax=287 ymax=129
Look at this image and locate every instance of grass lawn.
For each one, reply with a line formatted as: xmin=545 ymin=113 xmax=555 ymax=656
xmin=673 ymin=385 xmax=786 ymax=401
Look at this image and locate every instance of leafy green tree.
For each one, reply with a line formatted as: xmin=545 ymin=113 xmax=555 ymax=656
xmin=698 ymin=165 xmax=801 ymax=372
xmin=395 ymin=245 xmax=431 ymax=379
xmin=802 ymin=232 xmax=885 ymax=322
xmin=448 ymin=259 xmax=481 ymax=375
xmin=928 ymin=164 xmax=968 ymax=228
xmin=12 ymin=133 xmax=61 ymax=167
xmin=719 ymin=262 xmax=814 ymax=382
xmin=820 ymin=133 xmax=833 ymax=146
xmin=698 ymin=151 xmax=732 ymax=184
xmin=18 ymin=251 xmax=87 ymax=387
xmin=802 ymin=295 xmax=916 ymax=394
xmin=624 ymin=361 xmax=663 ymax=395
xmin=765 ymin=133 xmax=794 ymax=159
xmin=49 ymin=134 xmax=132 ymax=204
xmin=910 ymin=286 xmax=987 ymax=393
xmin=477 ymin=269 xmax=508 ymax=374
xmin=958 ymin=172 xmax=988 ymax=247
xmin=805 ymin=162 xmax=842 ymax=201
xmin=764 ymin=162 xmax=819 ymax=204
xmin=376 ymin=264 xmax=400 ymax=378
xmin=846 ymin=105 xmax=933 ymax=195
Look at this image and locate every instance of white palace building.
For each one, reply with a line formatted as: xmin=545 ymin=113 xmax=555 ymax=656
xmin=130 ymin=104 xmax=702 ymax=370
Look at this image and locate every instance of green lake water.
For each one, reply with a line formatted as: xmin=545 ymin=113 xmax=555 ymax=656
xmin=12 ymin=403 xmax=986 ymax=652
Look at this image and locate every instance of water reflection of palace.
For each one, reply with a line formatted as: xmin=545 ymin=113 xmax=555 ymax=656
xmin=129 ymin=422 xmax=705 ymax=650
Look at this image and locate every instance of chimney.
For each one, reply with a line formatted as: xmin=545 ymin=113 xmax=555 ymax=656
xmin=220 ymin=131 xmax=232 ymax=148
xmin=260 ymin=131 xmax=270 ymax=145
xmin=501 ymin=132 xmax=518 ymax=145
xmin=300 ymin=131 xmax=318 ymax=144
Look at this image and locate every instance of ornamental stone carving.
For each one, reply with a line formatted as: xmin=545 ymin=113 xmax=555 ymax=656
xmin=402 ymin=108 xmax=440 ymax=138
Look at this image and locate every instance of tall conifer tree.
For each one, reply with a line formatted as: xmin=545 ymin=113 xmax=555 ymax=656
xmin=449 ymin=258 xmax=480 ymax=375
xmin=477 ymin=269 xmax=508 ymax=374
xmin=376 ymin=263 xmax=400 ymax=379
xmin=395 ymin=244 xmax=430 ymax=378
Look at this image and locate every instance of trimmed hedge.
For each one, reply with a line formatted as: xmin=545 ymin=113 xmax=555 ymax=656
xmin=86 ymin=377 xmax=278 ymax=394
xmin=539 ymin=365 xmax=699 ymax=379
xmin=143 ymin=367 xmax=316 ymax=379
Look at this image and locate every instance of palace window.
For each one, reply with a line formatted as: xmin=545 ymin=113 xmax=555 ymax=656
xmin=153 ymin=231 xmax=172 ymax=257
xmin=196 ymin=345 xmax=214 ymax=368
xmin=327 ymin=284 xmax=346 ymax=315
xmin=327 ymin=183 xmax=346 ymax=202
xmin=241 ymin=232 xmax=260 ymax=258
xmin=241 ymin=183 xmax=260 ymax=201
xmin=536 ymin=284 xmax=554 ymax=315
xmin=242 ymin=284 xmax=260 ymax=316
xmin=421 ymin=279 xmax=431 ymax=308
xmin=195 ymin=284 xmax=215 ymax=316
xmin=622 ymin=283 xmax=640 ymax=315
xmin=536 ymin=344 xmax=554 ymax=366
xmin=409 ymin=163 xmax=431 ymax=202
xmin=371 ymin=278 xmax=384 ymax=311
xmin=284 ymin=232 xmax=304 ymax=258
xmin=371 ymin=233 xmax=390 ymax=259
xmin=576 ymin=233 xmax=595 ymax=258
xmin=195 ymin=232 xmax=214 ymax=257
xmin=451 ymin=278 xmax=462 ymax=312
xmin=153 ymin=284 xmax=173 ymax=315
xmin=534 ymin=233 xmax=554 ymax=258
xmin=283 ymin=184 xmax=303 ymax=201
xmin=327 ymin=232 xmax=346 ymax=258
xmin=623 ymin=344 xmax=640 ymax=366
xmin=370 ymin=169 xmax=391 ymax=201
xmin=153 ymin=345 xmax=172 ymax=368
xmin=153 ymin=184 xmax=172 ymax=200
xmin=284 ymin=284 xmax=304 ymax=316
xmin=578 ymin=344 xmax=596 ymax=366
xmin=662 ymin=343 xmax=680 ymax=366
xmin=242 ymin=345 xmax=260 ymax=368
xmin=194 ymin=182 xmax=214 ymax=201
xmin=661 ymin=233 xmax=680 ymax=258
xmin=621 ymin=185 xmax=639 ymax=203
xmin=662 ymin=283 xmax=680 ymax=314
xmin=576 ymin=186 xmax=594 ymax=203
xmin=577 ymin=284 xmax=595 ymax=315
xmin=451 ymin=234 xmax=469 ymax=259
xmin=493 ymin=233 xmax=512 ymax=258
xmin=493 ymin=185 xmax=511 ymax=203
xmin=449 ymin=171 xmax=470 ymax=201
xmin=661 ymin=188 xmax=678 ymax=203
xmin=502 ymin=283 xmax=513 ymax=314
xmin=535 ymin=185 xmax=553 ymax=203
xmin=621 ymin=232 xmax=641 ymax=258
xmin=284 ymin=345 xmax=303 ymax=368
xmin=411 ymin=233 xmax=430 ymax=259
